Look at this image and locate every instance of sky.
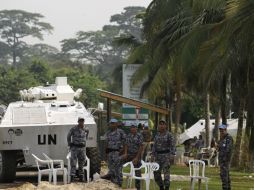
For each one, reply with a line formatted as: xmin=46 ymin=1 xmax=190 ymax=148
xmin=1 ymin=0 xmax=152 ymax=49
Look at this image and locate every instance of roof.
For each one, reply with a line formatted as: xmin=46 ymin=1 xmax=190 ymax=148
xmin=179 ymin=119 xmax=244 ymax=144
xmin=98 ymin=89 xmax=170 ymax=115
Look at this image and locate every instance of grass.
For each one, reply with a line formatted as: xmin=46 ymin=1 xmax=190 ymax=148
xmin=122 ymin=165 xmax=254 ymax=190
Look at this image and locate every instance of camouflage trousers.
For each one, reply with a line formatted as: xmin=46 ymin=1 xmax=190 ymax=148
xmin=70 ymin=147 xmax=86 ymax=176
xmin=125 ymin=154 xmax=142 ymax=189
xmin=154 ymin=154 xmax=171 ymax=188
xmin=108 ymin=151 xmax=123 ymax=186
xmin=219 ymin=161 xmax=231 ymax=190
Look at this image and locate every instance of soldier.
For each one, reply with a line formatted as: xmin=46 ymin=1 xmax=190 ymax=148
xmin=125 ymin=123 xmax=143 ymax=190
xmin=151 ymin=119 xmax=175 ymax=190
xmin=67 ymin=117 xmax=89 ymax=182
xmin=218 ymin=124 xmax=234 ymax=190
xmin=103 ymin=118 xmax=126 ymax=187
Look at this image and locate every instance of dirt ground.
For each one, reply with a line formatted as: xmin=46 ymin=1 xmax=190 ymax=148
xmin=0 ymin=166 xmax=189 ymax=190
xmin=0 ymin=167 xmax=133 ymax=190
xmin=3 ymin=180 xmax=123 ymax=190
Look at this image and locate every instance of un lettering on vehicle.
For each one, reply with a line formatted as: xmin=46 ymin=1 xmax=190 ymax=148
xmin=38 ymin=134 xmax=57 ymax=145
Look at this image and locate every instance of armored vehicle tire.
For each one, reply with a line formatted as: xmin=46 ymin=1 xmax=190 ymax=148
xmin=87 ymin=147 xmax=100 ymax=178
xmin=0 ymin=150 xmax=17 ymax=182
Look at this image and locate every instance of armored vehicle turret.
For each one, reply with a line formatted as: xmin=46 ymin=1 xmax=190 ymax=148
xmin=0 ymin=77 xmax=100 ymax=182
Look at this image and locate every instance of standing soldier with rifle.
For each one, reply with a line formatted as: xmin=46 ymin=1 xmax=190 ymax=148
xmin=67 ymin=117 xmax=89 ymax=182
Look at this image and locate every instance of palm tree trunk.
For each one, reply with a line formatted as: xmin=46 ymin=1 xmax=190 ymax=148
xmin=165 ymin=86 xmax=172 ymax=132
xmin=246 ymin=81 xmax=254 ymax=170
xmin=174 ymin=84 xmax=181 ymax=143
xmin=221 ymin=75 xmax=227 ymax=125
xmin=246 ymin=63 xmax=254 ymax=171
xmin=213 ymin=107 xmax=220 ymax=142
xmin=231 ymin=97 xmax=245 ymax=168
xmin=204 ymin=93 xmax=210 ymax=147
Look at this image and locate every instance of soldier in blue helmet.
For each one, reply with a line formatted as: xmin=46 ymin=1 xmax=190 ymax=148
xmin=124 ymin=123 xmax=143 ymax=190
xmin=151 ymin=119 xmax=175 ymax=190
xmin=67 ymin=117 xmax=89 ymax=182
xmin=102 ymin=118 xmax=126 ymax=187
xmin=218 ymin=124 xmax=234 ymax=190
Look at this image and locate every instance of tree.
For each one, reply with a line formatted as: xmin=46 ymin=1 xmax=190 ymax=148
xmin=61 ymin=6 xmax=145 ymax=94
xmin=0 ymin=10 xmax=53 ymax=66
xmin=0 ymin=65 xmax=37 ymax=104
xmin=110 ymin=6 xmax=145 ymax=40
xmin=0 ymin=41 xmax=10 ymax=64
xmin=20 ymin=43 xmax=60 ymax=64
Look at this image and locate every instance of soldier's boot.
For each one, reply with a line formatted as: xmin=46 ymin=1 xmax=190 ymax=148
xmin=165 ymin=186 xmax=169 ymax=190
xmin=101 ymin=173 xmax=112 ymax=180
xmin=79 ymin=175 xmax=84 ymax=182
xmin=159 ymin=186 xmax=164 ymax=190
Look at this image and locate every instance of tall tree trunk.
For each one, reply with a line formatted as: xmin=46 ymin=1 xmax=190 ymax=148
xmin=221 ymin=75 xmax=227 ymax=125
xmin=213 ymin=107 xmax=220 ymax=142
xmin=154 ymin=98 xmax=159 ymax=132
xmin=204 ymin=93 xmax=210 ymax=147
xmin=165 ymin=86 xmax=172 ymax=132
xmin=12 ymin=47 xmax=16 ymax=66
xmin=232 ymin=97 xmax=245 ymax=168
xmin=12 ymin=35 xmax=17 ymax=66
xmin=246 ymin=81 xmax=254 ymax=170
xmin=246 ymin=62 xmax=254 ymax=171
xmin=174 ymin=83 xmax=181 ymax=143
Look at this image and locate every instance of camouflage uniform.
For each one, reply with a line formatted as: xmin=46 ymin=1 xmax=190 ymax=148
xmin=218 ymin=133 xmax=234 ymax=190
xmin=67 ymin=125 xmax=89 ymax=178
xmin=105 ymin=128 xmax=126 ymax=186
xmin=125 ymin=132 xmax=143 ymax=189
xmin=152 ymin=131 xmax=175 ymax=190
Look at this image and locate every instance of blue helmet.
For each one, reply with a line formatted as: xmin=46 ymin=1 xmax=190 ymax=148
xmin=109 ymin=118 xmax=118 ymax=123
xmin=219 ymin=124 xmax=227 ymax=129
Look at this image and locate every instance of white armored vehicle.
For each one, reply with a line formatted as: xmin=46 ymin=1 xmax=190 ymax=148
xmin=0 ymin=77 xmax=100 ymax=182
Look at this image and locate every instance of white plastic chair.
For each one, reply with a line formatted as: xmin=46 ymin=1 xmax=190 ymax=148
xmin=42 ymin=153 xmax=67 ymax=185
xmin=122 ymin=161 xmax=134 ymax=188
xmin=200 ymin=148 xmax=213 ymax=167
xmin=189 ymin=160 xmax=208 ymax=190
xmin=31 ymin=153 xmax=53 ymax=184
xmin=66 ymin=152 xmax=90 ymax=183
xmin=124 ymin=160 xmax=159 ymax=190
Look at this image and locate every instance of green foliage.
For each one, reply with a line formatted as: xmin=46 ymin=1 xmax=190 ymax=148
xmin=52 ymin=65 xmax=106 ymax=108
xmin=27 ymin=60 xmax=52 ymax=84
xmin=122 ymin=165 xmax=254 ymax=189
xmin=181 ymin=95 xmax=204 ymax=127
xmin=0 ymin=65 xmax=37 ymax=104
xmin=0 ymin=60 xmax=105 ymax=108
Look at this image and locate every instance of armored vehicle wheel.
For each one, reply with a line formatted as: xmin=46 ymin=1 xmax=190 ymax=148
xmin=87 ymin=147 xmax=100 ymax=178
xmin=0 ymin=151 xmax=17 ymax=182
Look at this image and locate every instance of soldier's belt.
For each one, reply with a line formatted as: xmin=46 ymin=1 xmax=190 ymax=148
xmin=106 ymin=148 xmax=120 ymax=153
xmin=71 ymin=143 xmax=86 ymax=148
xmin=156 ymin=150 xmax=170 ymax=154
